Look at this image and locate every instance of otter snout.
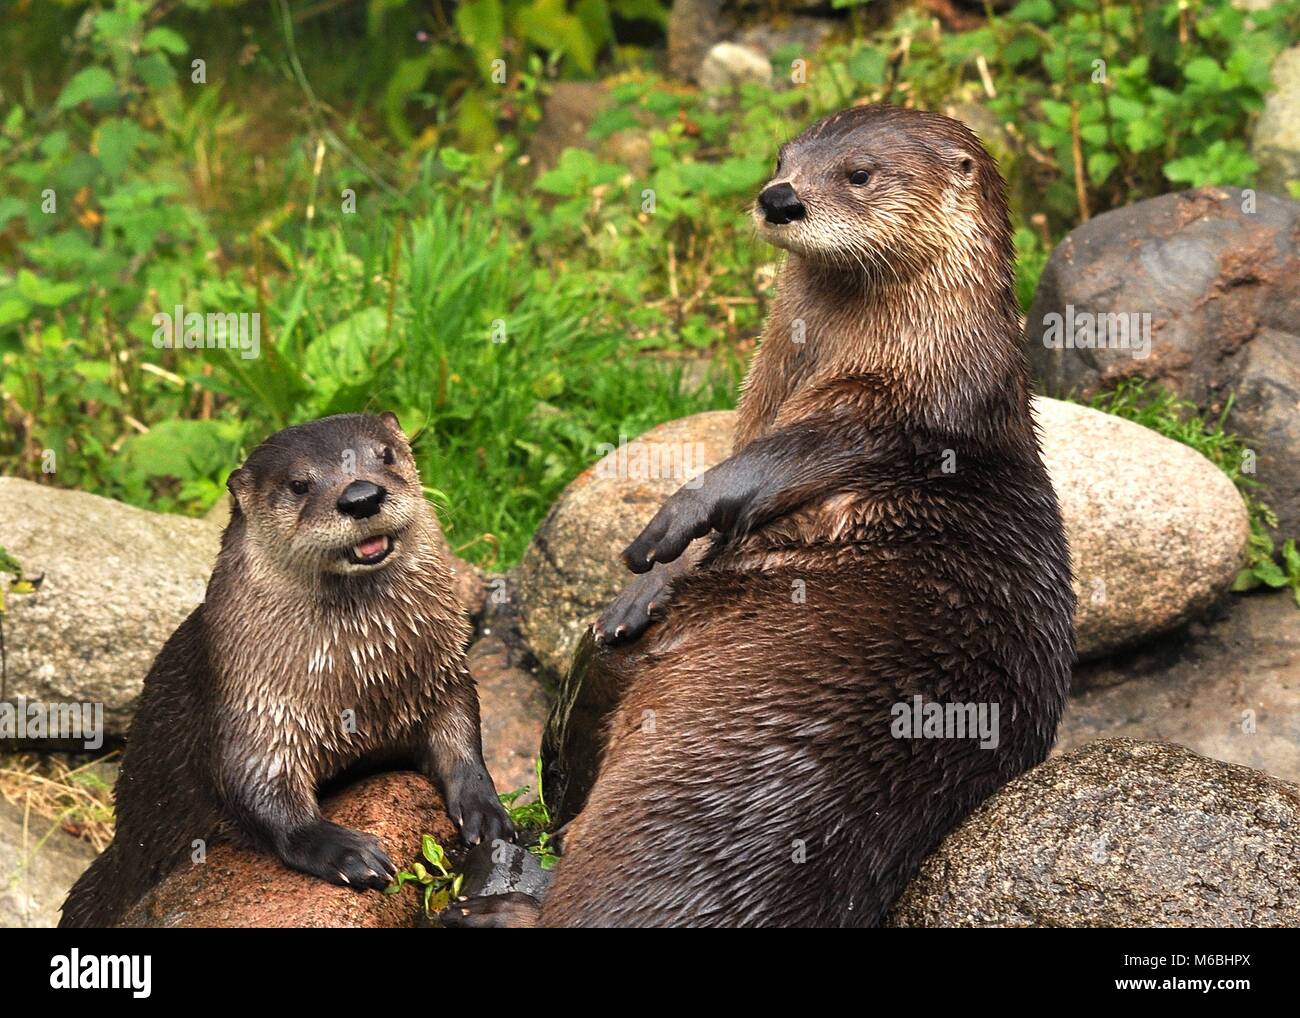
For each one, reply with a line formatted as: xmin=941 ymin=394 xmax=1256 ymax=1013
xmin=337 ymin=480 xmax=386 ymax=519
xmin=758 ymin=183 xmax=805 ymax=225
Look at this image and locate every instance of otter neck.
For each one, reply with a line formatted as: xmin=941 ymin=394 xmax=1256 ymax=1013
xmin=766 ymin=245 xmax=1023 ymax=432
xmin=214 ymin=510 xmax=470 ymax=676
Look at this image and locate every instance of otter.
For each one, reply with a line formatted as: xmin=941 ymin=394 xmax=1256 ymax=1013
xmin=447 ymin=104 xmax=1075 ymax=928
xmin=61 ymin=413 xmax=511 ymax=928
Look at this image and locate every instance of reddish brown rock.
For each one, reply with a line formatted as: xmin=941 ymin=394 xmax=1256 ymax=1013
xmin=120 ymin=772 xmax=454 ymax=928
xmin=471 ymin=623 xmax=551 ymax=797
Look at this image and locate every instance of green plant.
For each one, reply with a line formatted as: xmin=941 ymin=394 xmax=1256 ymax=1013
xmin=1234 ymin=532 xmax=1300 ymax=605
xmin=364 ymin=0 xmax=669 ymax=148
xmin=875 ymin=0 xmax=1299 ymax=228
xmin=386 ymin=833 xmax=465 ymax=913
xmin=499 ymin=757 xmax=559 ymax=869
xmin=387 ymin=758 xmax=558 ymax=915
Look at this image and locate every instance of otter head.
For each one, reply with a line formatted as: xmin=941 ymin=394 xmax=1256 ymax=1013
xmin=753 ymin=104 xmax=1009 ymax=283
xmin=226 ymin=412 xmax=428 ymax=578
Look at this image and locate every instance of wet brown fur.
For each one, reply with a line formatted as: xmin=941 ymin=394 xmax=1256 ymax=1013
xmin=61 ymin=413 xmax=508 ymax=927
xmin=536 ymin=105 xmax=1076 ymax=927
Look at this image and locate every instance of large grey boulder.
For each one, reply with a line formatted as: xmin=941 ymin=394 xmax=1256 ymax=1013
xmin=1024 ymin=187 xmax=1300 ymax=536
xmin=889 ymin=740 xmax=1300 ymax=928
xmin=0 ymin=477 xmax=220 ymax=738
xmin=513 ymin=399 xmax=1248 ymax=675
xmin=0 ymin=798 xmax=98 ymax=928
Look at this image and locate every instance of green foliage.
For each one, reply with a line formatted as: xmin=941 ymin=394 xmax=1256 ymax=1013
xmin=386 ymin=833 xmax=466 ymax=914
xmin=0 ymin=2 xmax=731 ymax=566
xmin=0 ymin=545 xmax=38 ymax=612
xmin=3 ymin=0 xmax=1296 ymax=571
xmin=1085 ymin=380 xmax=1295 ymax=600
xmin=499 ymin=757 xmax=559 ymax=869
xmin=878 ymin=0 xmax=1299 ymax=225
xmin=368 ymin=0 xmax=669 ymax=148
xmin=387 ymin=758 xmax=558 ymax=916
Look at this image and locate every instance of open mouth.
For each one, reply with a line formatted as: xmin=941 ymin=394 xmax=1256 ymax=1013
xmin=345 ymin=534 xmax=395 ymax=566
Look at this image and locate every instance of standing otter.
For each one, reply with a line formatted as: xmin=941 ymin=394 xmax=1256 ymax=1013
xmin=61 ymin=413 xmax=511 ymax=928
xmin=450 ymin=104 xmax=1075 ymax=928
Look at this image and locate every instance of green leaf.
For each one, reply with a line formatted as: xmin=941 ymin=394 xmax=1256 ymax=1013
xmin=1183 ymin=57 xmax=1223 ymax=87
xmin=1126 ymin=118 xmax=1164 ymax=153
xmin=56 ymin=67 xmax=117 ymax=110
xmin=514 ymin=0 xmax=597 ymax=75
xmin=1251 ymin=557 xmax=1289 ymax=588
xmin=135 ymin=52 xmax=176 ymax=89
xmin=1009 ymin=0 xmax=1055 ymax=25
xmin=456 ymin=0 xmax=505 ymax=74
xmin=302 ymin=307 xmax=392 ymax=389
xmin=1087 ymin=150 xmax=1119 ymax=185
xmin=142 ymin=27 xmax=188 ymax=55
xmin=114 ymin=419 xmax=244 ymax=489
xmin=95 ymin=118 xmax=144 ymax=178
xmin=16 ymin=269 xmax=82 ymax=307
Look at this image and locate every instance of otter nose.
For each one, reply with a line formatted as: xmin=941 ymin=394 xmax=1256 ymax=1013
xmin=337 ymin=480 xmax=386 ymax=519
xmin=758 ymin=183 xmax=805 ymax=225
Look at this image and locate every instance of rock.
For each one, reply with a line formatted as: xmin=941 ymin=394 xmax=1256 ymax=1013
xmin=1033 ymin=397 xmax=1248 ymax=659
xmin=668 ymin=0 xmax=735 ymax=80
xmin=514 ymin=410 xmax=734 ymax=677
xmin=525 ymin=82 xmax=612 ymax=176
xmin=698 ymin=42 xmax=772 ymax=91
xmin=120 ymin=772 xmax=453 ymax=928
xmin=514 ymin=400 xmax=1248 ymax=674
xmin=1060 ymin=589 xmax=1300 ymax=784
xmin=669 ymin=0 xmax=846 ymax=83
xmin=0 ymin=477 xmax=221 ymax=739
xmin=469 ymin=609 xmax=551 ymax=797
xmin=457 ymin=839 xmax=552 ymax=901
xmin=1252 ymin=45 xmax=1300 ymax=196
xmin=888 ymin=740 xmax=1300 ymax=927
xmin=0 ymin=798 xmax=99 ymax=928
xmin=1024 ymin=187 xmax=1300 ymax=536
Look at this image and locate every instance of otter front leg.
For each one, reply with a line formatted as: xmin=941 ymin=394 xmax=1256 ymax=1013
xmin=217 ymin=760 xmax=397 ymax=890
xmin=593 ymin=550 xmax=697 ymax=645
xmin=623 ymin=419 xmax=875 ymax=571
xmin=421 ymin=689 xmax=514 ymax=848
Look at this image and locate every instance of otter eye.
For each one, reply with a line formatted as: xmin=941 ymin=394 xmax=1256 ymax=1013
xmin=289 ymin=479 xmax=310 ymax=496
xmin=381 ymin=446 xmax=395 ymax=466
xmin=849 ymin=169 xmax=871 ymax=186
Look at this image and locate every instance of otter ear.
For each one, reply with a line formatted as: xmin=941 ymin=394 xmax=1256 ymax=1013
xmin=226 ymin=466 xmax=250 ymax=507
xmin=379 ymin=411 xmax=403 ymax=436
xmin=947 ymin=148 xmax=978 ymax=182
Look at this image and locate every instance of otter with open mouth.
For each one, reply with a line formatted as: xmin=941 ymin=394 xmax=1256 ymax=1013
xmin=61 ymin=412 xmax=512 ymax=928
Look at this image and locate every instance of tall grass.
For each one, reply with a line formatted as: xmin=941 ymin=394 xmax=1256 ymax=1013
xmin=197 ymin=196 xmax=739 ymax=566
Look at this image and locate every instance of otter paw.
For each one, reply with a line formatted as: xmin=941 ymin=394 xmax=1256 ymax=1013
xmin=593 ymin=568 xmax=671 ymax=645
xmin=441 ymin=761 xmax=515 ymax=848
xmin=439 ymin=892 xmax=542 ymax=929
xmin=286 ymin=821 xmax=397 ymax=891
xmin=622 ymin=493 xmax=710 ymax=573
